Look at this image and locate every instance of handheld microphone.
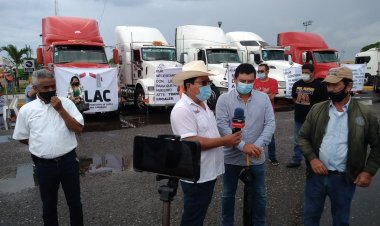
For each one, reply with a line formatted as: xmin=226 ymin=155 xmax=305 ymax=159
xmin=232 ymin=108 xmax=245 ymax=133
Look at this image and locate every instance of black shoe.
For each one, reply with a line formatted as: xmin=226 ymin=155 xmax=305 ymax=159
xmin=286 ymin=162 xmax=301 ymax=168
xmin=270 ymin=159 xmax=279 ymax=166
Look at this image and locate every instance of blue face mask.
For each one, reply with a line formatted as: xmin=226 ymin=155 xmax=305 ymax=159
xmin=196 ymin=85 xmax=212 ymax=102
xmin=257 ymin=73 xmax=267 ymax=79
xmin=236 ymin=82 xmax=253 ymax=94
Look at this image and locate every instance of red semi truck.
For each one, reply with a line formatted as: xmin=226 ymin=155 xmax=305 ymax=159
xmin=36 ymin=16 xmax=119 ymax=114
xmin=277 ymin=32 xmax=339 ymax=80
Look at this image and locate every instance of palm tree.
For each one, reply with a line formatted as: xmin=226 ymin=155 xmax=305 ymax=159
xmin=1 ymin=44 xmax=31 ymax=91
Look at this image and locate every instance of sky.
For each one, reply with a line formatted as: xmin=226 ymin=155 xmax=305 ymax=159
xmin=0 ymin=0 xmax=379 ymax=62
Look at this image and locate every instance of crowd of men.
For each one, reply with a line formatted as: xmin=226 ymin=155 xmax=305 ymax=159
xmin=11 ymin=61 xmax=380 ymax=226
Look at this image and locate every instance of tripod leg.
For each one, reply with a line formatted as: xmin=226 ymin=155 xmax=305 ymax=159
xmin=162 ymin=201 xmax=170 ymax=226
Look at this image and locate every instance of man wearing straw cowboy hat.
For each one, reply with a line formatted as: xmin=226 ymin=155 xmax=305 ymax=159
xmin=170 ymin=61 xmax=242 ymax=226
xmin=298 ymin=66 xmax=380 ymax=226
xmin=216 ymin=63 xmax=275 ymax=226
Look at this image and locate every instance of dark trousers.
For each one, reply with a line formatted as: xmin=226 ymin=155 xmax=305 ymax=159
xmin=180 ymin=179 xmax=216 ymax=226
xmin=32 ymin=150 xmax=83 ymax=226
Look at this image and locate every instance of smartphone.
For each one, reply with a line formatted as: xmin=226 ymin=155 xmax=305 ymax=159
xmin=133 ymin=135 xmax=201 ymax=181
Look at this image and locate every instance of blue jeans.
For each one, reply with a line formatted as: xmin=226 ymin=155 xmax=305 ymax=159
xmin=292 ymin=121 xmax=303 ymax=164
xmin=304 ymin=173 xmax=356 ymax=226
xmin=32 ymin=150 xmax=83 ymax=226
xmin=222 ymin=163 xmax=266 ymax=226
xmin=268 ymin=135 xmax=276 ymax=161
xmin=180 ymin=179 xmax=216 ymax=226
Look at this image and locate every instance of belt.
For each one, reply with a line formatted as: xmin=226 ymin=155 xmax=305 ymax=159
xmin=328 ymin=170 xmax=345 ymax=175
xmin=32 ymin=149 xmax=76 ymax=163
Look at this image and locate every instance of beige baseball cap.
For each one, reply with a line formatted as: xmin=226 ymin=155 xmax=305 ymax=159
xmin=323 ymin=67 xmax=353 ymax=83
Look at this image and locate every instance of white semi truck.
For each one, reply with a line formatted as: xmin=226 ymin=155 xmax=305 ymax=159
xmin=226 ymin=31 xmax=300 ymax=97
xmin=115 ymin=26 xmax=182 ymax=113
xmin=355 ymin=48 xmax=380 ymax=92
xmin=176 ymin=25 xmax=241 ymax=109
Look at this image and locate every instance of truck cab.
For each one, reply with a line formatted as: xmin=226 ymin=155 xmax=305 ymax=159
xmin=227 ymin=31 xmax=300 ymax=97
xmin=37 ymin=16 xmax=119 ymax=114
xmin=115 ymin=26 xmax=182 ymax=113
xmin=176 ymin=25 xmax=241 ymax=109
xmin=278 ymin=32 xmax=339 ymax=80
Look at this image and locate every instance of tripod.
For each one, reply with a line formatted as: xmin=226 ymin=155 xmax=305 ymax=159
xmin=157 ymin=175 xmax=179 ymax=226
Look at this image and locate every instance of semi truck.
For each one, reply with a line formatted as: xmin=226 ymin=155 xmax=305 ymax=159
xmin=227 ymin=31 xmax=301 ymax=97
xmin=277 ymin=32 xmax=339 ymax=80
xmin=176 ymin=25 xmax=241 ymax=109
xmin=115 ymin=26 xmax=181 ymax=113
xmin=36 ymin=16 xmax=119 ymax=114
xmin=355 ymin=48 xmax=380 ymax=91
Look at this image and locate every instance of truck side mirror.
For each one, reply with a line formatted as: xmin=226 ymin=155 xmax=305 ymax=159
xmin=181 ymin=53 xmax=188 ymax=64
xmin=288 ymin=55 xmax=293 ymax=65
xmin=335 ymin=52 xmax=340 ymax=62
xmin=113 ymin=49 xmax=119 ymax=65
xmin=302 ymin=52 xmax=307 ymax=63
xmin=254 ymin=54 xmax=261 ymax=64
xmin=37 ymin=47 xmax=43 ymax=65
xmin=248 ymin=53 xmax=255 ymax=65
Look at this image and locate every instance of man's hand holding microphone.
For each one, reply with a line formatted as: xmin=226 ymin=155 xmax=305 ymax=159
xmin=232 ymin=108 xmax=261 ymax=158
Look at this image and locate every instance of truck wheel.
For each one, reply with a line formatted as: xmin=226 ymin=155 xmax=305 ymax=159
xmin=207 ymin=85 xmax=220 ymax=110
xmin=134 ymin=87 xmax=148 ymax=113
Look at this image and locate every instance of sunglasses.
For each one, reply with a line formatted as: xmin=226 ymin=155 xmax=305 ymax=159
xmin=257 ymin=70 xmax=265 ymax=73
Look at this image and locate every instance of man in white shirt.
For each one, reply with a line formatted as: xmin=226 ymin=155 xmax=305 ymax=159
xmin=171 ymin=61 xmax=242 ymax=226
xmin=13 ymin=69 xmax=84 ymax=226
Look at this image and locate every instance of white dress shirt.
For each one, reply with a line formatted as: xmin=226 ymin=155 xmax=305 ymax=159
xmin=13 ymin=96 xmax=84 ymax=159
xmin=170 ymin=93 xmax=224 ymax=183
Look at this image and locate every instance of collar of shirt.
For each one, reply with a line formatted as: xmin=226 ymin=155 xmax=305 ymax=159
xmin=329 ymin=96 xmax=351 ymax=115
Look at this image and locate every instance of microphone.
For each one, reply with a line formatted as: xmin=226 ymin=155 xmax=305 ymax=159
xmin=232 ymin=108 xmax=245 ymax=133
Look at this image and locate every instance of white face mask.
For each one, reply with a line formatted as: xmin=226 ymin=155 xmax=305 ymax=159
xmin=301 ymin=73 xmax=311 ymax=81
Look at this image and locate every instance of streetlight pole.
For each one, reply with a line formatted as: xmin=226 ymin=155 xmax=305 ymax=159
xmin=303 ymin=20 xmax=313 ymax=32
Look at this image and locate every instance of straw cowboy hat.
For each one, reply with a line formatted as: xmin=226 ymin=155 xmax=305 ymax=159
xmin=172 ymin=61 xmax=218 ymax=86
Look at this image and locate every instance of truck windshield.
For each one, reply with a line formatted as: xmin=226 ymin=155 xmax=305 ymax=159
xmin=314 ymin=51 xmax=338 ymax=63
xmin=262 ymin=50 xmax=286 ymax=61
xmin=53 ymin=45 xmax=107 ymax=64
xmin=206 ymin=49 xmax=241 ymax=64
xmin=240 ymin=41 xmax=268 ymax=46
xmin=355 ymin=56 xmax=371 ymax=64
xmin=141 ymin=48 xmax=176 ymax=61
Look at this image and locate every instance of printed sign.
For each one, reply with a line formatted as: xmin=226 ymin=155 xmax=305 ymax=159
xmin=227 ymin=65 xmax=238 ymax=91
xmin=284 ymin=66 xmax=302 ymax=98
xmin=23 ymin=60 xmax=35 ymax=73
xmin=54 ymin=67 xmax=118 ymax=113
xmin=154 ymin=65 xmax=181 ymax=104
xmin=341 ymin=64 xmax=365 ymax=92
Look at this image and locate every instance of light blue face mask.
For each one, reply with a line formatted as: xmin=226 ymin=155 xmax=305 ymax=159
xmin=257 ymin=73 xmax=267 ymax=79
xmin=236 ymin=82 xmax=253 ymax=94
xmin=196 ymin=85 xmax=212 ymax=101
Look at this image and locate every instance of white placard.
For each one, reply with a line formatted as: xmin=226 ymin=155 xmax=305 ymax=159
xmin=284 ymin=66 xmax=302 ymax=98
xmin=227 ymin=65 xmax=238 ymax=91
xmin=54 ymin=67 xmax=119 ymax=113
xmin=341 ymin=64 xmax=365 ymax=92
xmin=154 ymin=66 xmax=181 ymax=104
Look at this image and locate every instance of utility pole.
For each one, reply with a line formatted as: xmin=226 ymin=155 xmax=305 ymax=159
xmin=303 ymin=20 xmax=313 ymax=32
xmin=55 ymin=0 xmax=59 ymax=16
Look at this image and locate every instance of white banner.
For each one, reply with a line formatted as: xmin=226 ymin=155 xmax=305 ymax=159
xmin=54 ymin=67 xmax=118 ymax=113
xmin=227 ymin=65 xmax=238 ymax=91
xmin=154 ymin=66 xmax=181 ymax=104
xmin=284 ymin=66 xmax=302 ymax=98
xmin=341 ymin=64 xmax=365 ymax=92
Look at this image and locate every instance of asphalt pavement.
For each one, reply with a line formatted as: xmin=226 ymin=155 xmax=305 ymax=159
xmin=0 ymin=93 xmax=379 ymax=226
